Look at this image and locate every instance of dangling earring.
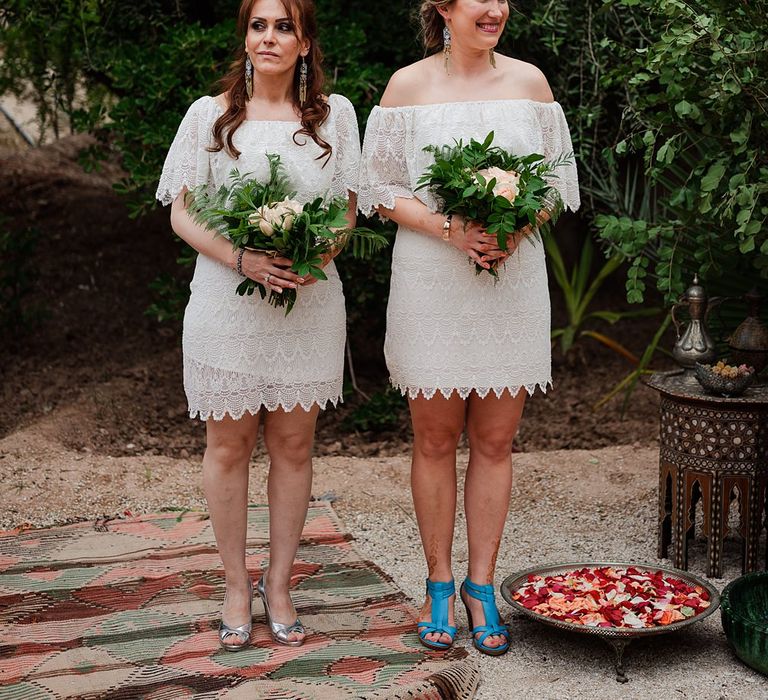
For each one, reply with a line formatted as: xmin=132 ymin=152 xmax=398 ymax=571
xmin=299 ymin=56 xmax=308 ymax=106
xmin=443 ymin=25 xmax=452 ymax=75
xmin=489 ymin=49 xmax=497 ymax=69
xmin=245 ymin=53 xmax=253 ymax=100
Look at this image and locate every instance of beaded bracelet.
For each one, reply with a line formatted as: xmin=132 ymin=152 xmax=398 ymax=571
xmin=236 ymin=248 xmax=246 ymax=276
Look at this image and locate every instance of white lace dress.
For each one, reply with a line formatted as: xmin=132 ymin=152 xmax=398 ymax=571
xmin=156 ymin=94 xmax=360 ymax=420
xmin=358 ymin=99 xmax=580 ymax=400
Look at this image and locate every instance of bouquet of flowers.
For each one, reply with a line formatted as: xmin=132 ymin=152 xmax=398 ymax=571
xmin=186 ymin=154 xmax=387 ymax=313
xmin=416 ymin=131 xmax=573 ymax=276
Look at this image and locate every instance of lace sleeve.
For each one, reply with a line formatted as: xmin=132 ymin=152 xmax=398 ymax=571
xmin=155 ymin=97 xmax=216 ymax=207
xmin=327 ymin=94 xmax=360 ymax=199
xmin=536 ymin=102 xmax=581 ymax=213
xmin=358 ymin=106 xmax=413 ymax=218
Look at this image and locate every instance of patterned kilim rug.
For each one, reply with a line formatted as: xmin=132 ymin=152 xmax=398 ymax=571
xmin=0 ymin=503 xmax=478 ymax=699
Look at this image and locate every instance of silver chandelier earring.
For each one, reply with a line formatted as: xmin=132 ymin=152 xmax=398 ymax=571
xmin=245 ymin=53 xmax=253 ymax=100
xmin=443 ymin=25 xmax=452 ymax=75
xmin=299 ymin=56 xmax=308 ymax=105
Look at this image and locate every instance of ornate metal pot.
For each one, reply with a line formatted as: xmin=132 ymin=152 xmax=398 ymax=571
xmin=729 ymin=288 xmax=768 ymax=374
xmin=671 ymin=275 xmax=722 ymax=369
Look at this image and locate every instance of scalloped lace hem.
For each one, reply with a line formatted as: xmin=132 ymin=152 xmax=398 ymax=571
xmin=390 ymin=380 xmax=552 ymax=401
xmin=189 ymin=394 xmax=341 ymax=422
xmin=332 ymin=181 xmax=359 ymax=198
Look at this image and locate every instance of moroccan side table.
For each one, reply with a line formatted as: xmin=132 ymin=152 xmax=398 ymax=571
xmin=646 ymin=371 xmax=768 ymax=578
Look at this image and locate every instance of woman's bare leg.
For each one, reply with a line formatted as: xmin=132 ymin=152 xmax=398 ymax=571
xmin=260 ymin=404 xmax=320 ymax=643
xmin=409 ymin=391 xmax=466 ymax=645
xmin=203 ymin=412 xmax=260 ymax=645
xmin=462 ymin=388 xmax=526 ymax=648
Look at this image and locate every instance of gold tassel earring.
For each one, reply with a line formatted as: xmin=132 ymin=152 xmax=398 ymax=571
xmin=299 ymin=56 xmax=308 ymax=105
xmin=245 ymin=53 xmax=253 ymax=100
xmin=489 ymin=49 xmax=497 ymax=69
xmin=443 ymin=26 xmax=451 ymax=75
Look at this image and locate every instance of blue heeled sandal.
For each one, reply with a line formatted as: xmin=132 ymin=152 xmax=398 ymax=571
xmin=417 ymin=579 xmax=457 ymax=651
xmin=460 ymin=578 xmax=510 ymax=656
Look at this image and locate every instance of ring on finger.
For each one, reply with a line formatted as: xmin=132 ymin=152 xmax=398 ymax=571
xmin=265 ymin=273 xmax=272 ymax=284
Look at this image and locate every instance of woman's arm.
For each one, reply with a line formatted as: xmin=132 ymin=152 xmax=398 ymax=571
xmin=344 ymin=192 xmax=358 ymax=231
xmin=377 ymin=197 xmax=503 ymax=269
xmin=170 ymin=189 xmax=302 ymax=293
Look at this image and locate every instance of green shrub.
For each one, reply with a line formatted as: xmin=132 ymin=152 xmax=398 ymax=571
xmin=595 ymin=0 xmax=768 ymax=303
xmin=0 ymin=222 xmax=42 ymax=335
xmin=12 ymin=2 xmax=762 ymax=391
xmin=342 ymin=386 xmax=407 ymax=433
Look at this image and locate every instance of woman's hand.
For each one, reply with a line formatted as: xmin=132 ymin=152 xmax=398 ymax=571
xmin=239 ymin=250 xmax=303 ymax=294
xmin=299 ymin=251 xmax=334 ymax=287
xmin=478 ymin=209 xmax=552 ymax=265
xmin=448 ymin=215 xmax=505 ymax=270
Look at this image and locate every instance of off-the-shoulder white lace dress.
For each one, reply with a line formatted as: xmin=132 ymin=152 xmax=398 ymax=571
xmin=156 ymin=94 xmax=359 ymax=420
xmin=358 ymin=99 xmax=580 ymax=400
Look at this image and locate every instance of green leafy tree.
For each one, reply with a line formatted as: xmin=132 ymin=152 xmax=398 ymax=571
xmin=8 ymin=2 xmax=764 ymax=406
xmin=595 ymin=0 xmax=768 ymax=303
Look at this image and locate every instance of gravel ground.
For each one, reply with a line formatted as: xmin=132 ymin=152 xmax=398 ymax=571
xmin=343 ymin=447 xmax=767 ymax=700
xmin=1 ymin=421 xmax=765 ymax=699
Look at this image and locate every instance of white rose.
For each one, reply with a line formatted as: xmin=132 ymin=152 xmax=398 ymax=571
xmin=267 ymin=207 xmax=285 ymax=225
xmin=281 ymin=200 xmax=304 ymax=231
xmin=259 ymin=217 xmax=274 ymax=237
xmin=248 ymin=207 xmax=275 ymax=236
xmin=281 ymin=199 xmax=303 ymax=214
xmin=248 ymin=207 xmax=274 ymax=236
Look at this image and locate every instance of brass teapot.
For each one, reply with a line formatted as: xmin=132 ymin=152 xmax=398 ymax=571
xmin=671 ymin=275 xmax=723 ymax=369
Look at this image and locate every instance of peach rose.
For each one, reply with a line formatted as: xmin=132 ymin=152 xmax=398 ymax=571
xmin=476 ymin=166 xmax=520 ymax=203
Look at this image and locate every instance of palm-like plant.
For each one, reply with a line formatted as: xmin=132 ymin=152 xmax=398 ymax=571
xmin=545 ymin=231 xmax=659 ymax=363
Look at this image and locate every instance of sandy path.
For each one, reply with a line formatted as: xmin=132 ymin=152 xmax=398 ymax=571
xmin=1 ymin=420 xmax=764 ymax=699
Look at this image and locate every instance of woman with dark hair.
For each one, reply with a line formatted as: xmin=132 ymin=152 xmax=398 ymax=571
xmin=359 ymin=0 xmax=579 ymax=656
xmin=156 ymin=0 xmax=359 ymax=651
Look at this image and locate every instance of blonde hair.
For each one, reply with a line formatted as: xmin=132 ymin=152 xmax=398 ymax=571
xmin=418 ymin=0 xmax=454 ymax=53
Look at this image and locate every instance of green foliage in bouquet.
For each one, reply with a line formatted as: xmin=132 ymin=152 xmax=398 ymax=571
xmin=416 ymin=131 xmax=572 ymax=275
xmin=186 ymin=154 xmax=387 ymax=314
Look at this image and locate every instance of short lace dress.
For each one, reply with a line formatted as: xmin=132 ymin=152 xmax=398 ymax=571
xmin=156 ymin=94 xmax=360 ymax=420
xmin=358 ymin=99 xmax=580 ymax=400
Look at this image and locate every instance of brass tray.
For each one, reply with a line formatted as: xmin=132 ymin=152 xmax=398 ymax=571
xmin=500 ymin=561 xmax=720 ymax=682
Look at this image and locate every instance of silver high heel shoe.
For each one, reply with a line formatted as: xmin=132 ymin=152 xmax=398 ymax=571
xmin=218 ymin=579 xmax=253 ymax=652
xmin=255 ymin=573 xmax=306 ymax=647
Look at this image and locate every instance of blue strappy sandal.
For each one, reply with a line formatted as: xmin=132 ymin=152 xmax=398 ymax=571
xmin=417 ymin=579 xmax=457 ymax=651
xmin=460 ymin=578 xmax=510 ymax=656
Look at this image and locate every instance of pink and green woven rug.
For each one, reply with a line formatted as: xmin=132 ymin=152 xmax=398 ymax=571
xmin=0 ymin=503 xmax=478 ymax=699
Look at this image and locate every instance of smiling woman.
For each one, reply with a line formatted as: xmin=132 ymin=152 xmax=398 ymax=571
xmin=155 ymin=0 xmax=360 ymax=654
xmin=358 ymin=0 xmax=580 ymax=658
xmin=420 ymin=0 xmax=511 ymax=71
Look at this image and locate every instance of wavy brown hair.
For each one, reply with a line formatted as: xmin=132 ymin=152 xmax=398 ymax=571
xmin=210 ymin=0 xmax=331 ymax=162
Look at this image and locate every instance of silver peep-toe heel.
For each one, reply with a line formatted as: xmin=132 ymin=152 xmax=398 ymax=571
xmin=218 ymin=579 xmax=253 ymax=651
xmin=256 ymin=573 xmax=306 ymax=647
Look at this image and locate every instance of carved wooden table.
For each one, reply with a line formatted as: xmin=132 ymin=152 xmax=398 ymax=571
xmin=646 ymin=371 xmax=768 ymax=578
